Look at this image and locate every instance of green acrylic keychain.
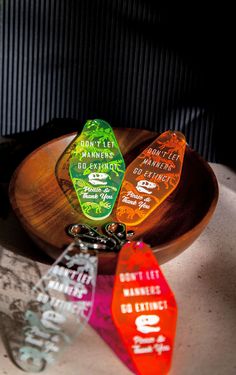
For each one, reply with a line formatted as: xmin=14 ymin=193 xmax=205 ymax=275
xmin=69 ymin=119 xmax=125 ymax=220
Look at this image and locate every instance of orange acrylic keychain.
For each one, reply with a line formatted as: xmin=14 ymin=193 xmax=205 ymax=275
xmin=111 ymin=241 xmax=177 ymax=375
xmin=116 ymin=130 xmax=186 ymax=226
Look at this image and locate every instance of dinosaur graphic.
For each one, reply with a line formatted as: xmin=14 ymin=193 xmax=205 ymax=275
xmin=81 ymin=201 xmax=111 ymax=214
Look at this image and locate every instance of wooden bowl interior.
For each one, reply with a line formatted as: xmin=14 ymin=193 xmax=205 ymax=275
xmin=9 ymin=128 xmax=218 ymax=273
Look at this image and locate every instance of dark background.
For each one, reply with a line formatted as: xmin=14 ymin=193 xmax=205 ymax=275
xmin=0 ymin=1 xmax=234 ymax=166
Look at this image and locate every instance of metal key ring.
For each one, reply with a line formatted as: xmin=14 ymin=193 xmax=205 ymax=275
xmin=66 ymin=223 xmax=117 ymax=251
xmin=75 ymin=238 xmax=108 ymax=251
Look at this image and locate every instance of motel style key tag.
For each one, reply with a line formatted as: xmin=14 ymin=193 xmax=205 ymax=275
xmin=116 ymin=130 xmax=186 ymax=226
xmin=14 ymin=241 xmax=97 ymax=372
xmin=69 ymin=119 xmax=125 ymax=220
xmin=112 ymin=242 xmax=177 ymax=375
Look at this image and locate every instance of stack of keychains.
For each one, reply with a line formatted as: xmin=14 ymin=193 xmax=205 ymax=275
xmin=14 ymin=119 xmax=186 ymax=374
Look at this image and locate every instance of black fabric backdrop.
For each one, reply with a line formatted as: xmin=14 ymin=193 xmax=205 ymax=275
xmin=0 ymin=1 xmax=234 ymax=166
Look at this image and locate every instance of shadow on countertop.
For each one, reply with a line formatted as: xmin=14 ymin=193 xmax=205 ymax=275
xmin=0 ymin=207 xmax=52 ymax=264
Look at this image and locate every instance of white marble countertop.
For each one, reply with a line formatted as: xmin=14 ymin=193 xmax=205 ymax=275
xmin=0 ymin=163 xmax=236 ymax=375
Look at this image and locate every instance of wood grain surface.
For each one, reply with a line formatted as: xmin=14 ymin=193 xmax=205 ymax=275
xmin=9 ymin=128 xmax=218 ymax=274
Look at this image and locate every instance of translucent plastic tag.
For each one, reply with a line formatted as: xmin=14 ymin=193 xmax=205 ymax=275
xmin=14 ymin=242 xmax=97 ymax=372
xmin=69 ymin=119 xmax=125 ymax=220
xmin=116 ymin=130 xmax=186 ymax=225
xmin=111 ymin=242 xmax=177 ymax=375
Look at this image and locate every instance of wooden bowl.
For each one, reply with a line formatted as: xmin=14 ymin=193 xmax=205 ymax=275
xmin=9 ymin=129 xmax=218 ymax=274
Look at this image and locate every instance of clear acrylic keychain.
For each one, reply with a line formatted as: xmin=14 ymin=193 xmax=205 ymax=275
xmin=10 ymin=218 xmax=130 ymax=372
xmin=13 ymin=240 xmax=98 ymax=372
